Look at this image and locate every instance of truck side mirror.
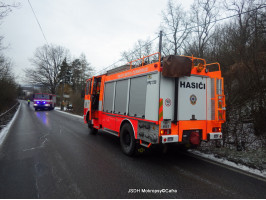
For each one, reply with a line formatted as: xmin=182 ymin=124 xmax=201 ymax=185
xmin=81 ymin=90 xmax=85 ymax=98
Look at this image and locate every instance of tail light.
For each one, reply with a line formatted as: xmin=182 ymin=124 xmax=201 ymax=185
xmin=212 ymin=127 xmax=221 ymax=132
xmin=160 ymin=129 xmax=171 ymax=135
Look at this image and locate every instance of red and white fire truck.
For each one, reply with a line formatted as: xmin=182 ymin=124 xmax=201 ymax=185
xmin=33 ymin=93 xmax=56 ymax=111
xmin=83 ymin=53 xmax=226 ymax=155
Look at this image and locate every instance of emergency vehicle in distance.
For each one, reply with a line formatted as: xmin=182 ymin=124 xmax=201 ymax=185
xmin=83 ymin=53 xmax=226 ymax=156
xmin=33 ymin=93 xmax=56 ymax=111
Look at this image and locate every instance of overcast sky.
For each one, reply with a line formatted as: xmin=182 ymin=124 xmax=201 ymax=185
xmin=1 ymin=0 xmax=194 ymax=84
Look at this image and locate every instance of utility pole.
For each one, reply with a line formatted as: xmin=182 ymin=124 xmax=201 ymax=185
xmin=60 ymin=79 xmax=65 ymax=111
xmin=159 ymin=30 xmax=163 ymax=56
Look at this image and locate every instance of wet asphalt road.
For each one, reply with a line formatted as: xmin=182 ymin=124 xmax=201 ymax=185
xmin=0 ymin=101 xmax=266 ymax=198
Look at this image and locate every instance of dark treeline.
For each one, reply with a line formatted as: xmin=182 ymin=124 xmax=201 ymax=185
xmin=0 ymin=54 xmax=20 ymax=113
xmin=186 ymin=0 xmax=266 ymax=150
xmin=203 ymin=1 xmax=266 ymax=149
xmin=0 ymin=2 xmax=21 ymax=113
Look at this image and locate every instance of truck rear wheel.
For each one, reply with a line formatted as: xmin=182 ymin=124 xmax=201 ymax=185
xmin=120 ymin=123 xmax=136 ymax=156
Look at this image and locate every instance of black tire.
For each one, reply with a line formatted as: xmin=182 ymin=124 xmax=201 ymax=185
xmin=120 ymin=123 xmax=136 ymax=156
xmin=88 ymin=123 xmax=98 ymax=135
xmin=86 ymin=113 xmax=97 ymax=135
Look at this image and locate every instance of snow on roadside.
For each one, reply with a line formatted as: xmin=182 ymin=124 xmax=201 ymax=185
xmin=54 ymin=107 xmax=83 ymax=119
xmin=189 ymin=149 xmax=266 ymax=179
xmin=0 ymin=103 xmax=21 ymax=147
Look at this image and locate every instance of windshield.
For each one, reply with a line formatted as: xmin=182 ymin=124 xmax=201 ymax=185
xmin=34 ymin=94 xmax=49 ymax=99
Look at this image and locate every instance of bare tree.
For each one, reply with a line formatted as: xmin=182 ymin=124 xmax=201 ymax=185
xmin=0 ymin=1 xmax=20 ymax=112
xmin=201 ymin=0 xmax=266 ymax=148
xmin=25 ymin=44 xmax=70 ymax=94
xmin=0 ymin=55 xmax=12 ymax=78
xmin=0 ymin=54 xmax=17 ymax=112
xmin=186 ymin=0 xmax=219 ymax=58
xmin=0 ymin=1 xmax=20 ymax=20
xmin=0 ymin=1 xmax=20 ymax=51
xmin=121 ymin=38 xmax=154 ymax=65
xmin=160 ymin=0 xmax=190 ymax=56
xmin=222 ymin=0 xmax=266 ymax=140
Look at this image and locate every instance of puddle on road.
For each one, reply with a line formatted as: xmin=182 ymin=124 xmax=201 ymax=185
xmin=35 ymin=111 xmax=50 ymax=126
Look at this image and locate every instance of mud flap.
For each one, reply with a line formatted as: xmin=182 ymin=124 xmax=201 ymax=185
xmin=189 ymin=131 xmax=200 ymax=146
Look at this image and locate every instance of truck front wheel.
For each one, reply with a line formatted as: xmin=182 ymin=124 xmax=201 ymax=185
xmin=88 ymin=121 xmax=98 ymax=135
xmin=88 ymin=124 xmax=98 ymax=135
xmin=120 ymin=123 xmax=136 ymax=156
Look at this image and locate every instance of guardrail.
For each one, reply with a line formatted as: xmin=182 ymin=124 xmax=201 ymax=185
xmin=0 ymin=102 xmax=20 ymax=118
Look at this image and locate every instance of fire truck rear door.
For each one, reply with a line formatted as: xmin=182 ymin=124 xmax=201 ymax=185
xmin=178 ymin=76 xmax=207 ymax=120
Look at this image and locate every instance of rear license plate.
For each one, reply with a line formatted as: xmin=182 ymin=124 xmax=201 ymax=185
xmin=214 ymin=134 xmax=218 ymax=138
xmin=168 ymin=137 xmax=173 ymax=142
